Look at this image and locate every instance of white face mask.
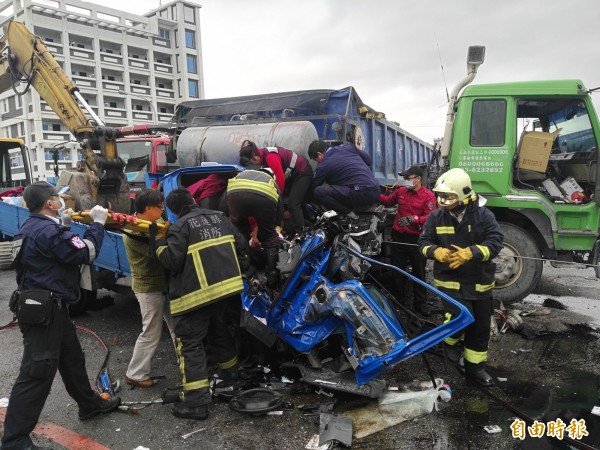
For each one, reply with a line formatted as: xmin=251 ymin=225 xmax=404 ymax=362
xmin=48 ymin=197 xmax=65 ymax=216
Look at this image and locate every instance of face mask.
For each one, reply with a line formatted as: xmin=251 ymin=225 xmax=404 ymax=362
xmin=49 ymin=197 xmax=65 ymax=216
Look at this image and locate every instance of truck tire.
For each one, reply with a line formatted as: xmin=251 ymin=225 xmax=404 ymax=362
xmin=69 ymin=289 xmax=97 ymax=316
xmin=493 ymin=223 xmax=543 ymax=305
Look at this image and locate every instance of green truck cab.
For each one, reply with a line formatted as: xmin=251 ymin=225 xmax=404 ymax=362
xmin=431 ymin=47 xmax=600 ymax=303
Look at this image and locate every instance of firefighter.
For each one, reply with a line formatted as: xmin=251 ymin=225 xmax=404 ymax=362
xmin=239 ymin=140 xmax=313 ymax=236
xmin=156 ymin=188 xmax=248 ymax=420
xmin=227 ymin=168 xmax=283 ymax=288
xmin=418 ymin=168 xmax=503 ymax=387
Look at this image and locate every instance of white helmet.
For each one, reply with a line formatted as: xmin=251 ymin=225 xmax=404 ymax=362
xmin=433 ymin=168 xmax=474 ymax=207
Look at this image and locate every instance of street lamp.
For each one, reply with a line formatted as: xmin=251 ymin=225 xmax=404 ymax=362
xmin=118 ymin=90 xmax=157 ymax=123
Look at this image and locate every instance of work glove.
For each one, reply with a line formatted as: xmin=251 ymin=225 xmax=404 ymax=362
xmin=89 ymin=205 xmax=109 ymax=225
xmin=433 ymin=247 xmax=452 ymax=263
xmin=448 ymin=245 xmax=473 ymax=269
xmin=397 ymin=215 xmax=415 ymax=227
xmin=61 ymin=208 xmax=74 ymax=227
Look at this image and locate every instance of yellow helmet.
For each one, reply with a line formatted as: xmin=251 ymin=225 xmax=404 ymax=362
xmin=433 ymin=168 xmax=474 ymax=207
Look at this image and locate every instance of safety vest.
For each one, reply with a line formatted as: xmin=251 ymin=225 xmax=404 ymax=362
xmin=227 ymin=169 xmax=279 ymax=203
xmin=265 ymin=146 xmax=298 ymax=179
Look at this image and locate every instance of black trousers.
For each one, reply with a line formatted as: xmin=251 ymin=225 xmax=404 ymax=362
xmin=173 ymin=296 xmax=238 ymax=406
xmin=312 ymin=184 xmax=379 ymax=214
xmin=2 ymin=303 xmax=98 ymax=450
xmin=443 ymin=289 xmax=493 ymax=354
xmin=285 ymin=168 xmax=313 ymax=235
xmin=390 ymin=230 xmax=427 ymax=307
xmin=227 ymin=191 xmax=280 ymax=248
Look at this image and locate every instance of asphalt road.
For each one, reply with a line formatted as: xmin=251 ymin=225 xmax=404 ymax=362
xmin=1 ymin=263 xmax=599 ymax=450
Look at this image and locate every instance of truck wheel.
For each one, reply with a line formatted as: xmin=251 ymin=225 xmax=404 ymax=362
xmin=493 ymin=223 xmax=543 ymax=305
xmin=69 ymin=289 xmax=97 ymax=316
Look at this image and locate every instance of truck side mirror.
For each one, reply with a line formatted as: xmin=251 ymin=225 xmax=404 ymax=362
xmin=166 ymin=136 xmax=177 ymax=163
xmin=467 ymin=46 xmax=486 ymax=67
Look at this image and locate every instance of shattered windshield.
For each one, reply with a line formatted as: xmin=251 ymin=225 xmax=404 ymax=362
xmin=523 ymin=99 xmax=598 ymax=153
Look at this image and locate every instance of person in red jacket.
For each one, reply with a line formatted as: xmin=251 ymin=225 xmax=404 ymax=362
xmin=239 ymin=140 xmax=313 ymax=236
xmin=379 ymin=165 xmax=436 ymax=316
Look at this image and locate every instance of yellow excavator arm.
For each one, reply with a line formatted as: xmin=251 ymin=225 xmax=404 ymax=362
xmin=0 ymin=20 xmax=130 ymax=212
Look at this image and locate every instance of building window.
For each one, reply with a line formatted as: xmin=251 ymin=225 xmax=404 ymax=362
xmin=135 ymin=105 xmax=143 ymax=111
xmin=158 ymin=27 xmax=170 ymax=40
xmin=184 ymin=6 xmax=196 ymax=23
xmin=185 ymin=30 xmax=195 ymax=49
xmin=188 ymin=80 xmax=198 ymax=98
xmin=186 ymin=55 xmax=197 ymax=74
xmin=52 ymin=124 xmax=61 ymax=131
xmin=133 ymin=80 xmax=141 ymax=85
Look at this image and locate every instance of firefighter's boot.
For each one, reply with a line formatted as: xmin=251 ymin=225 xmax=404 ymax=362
xmin=465 ymin=361 xmax=494 ymax=387
xmin=265 ymin=247 xmax=280 ymax=289
xmin=443 ymin=342 xmax=465 ymax=374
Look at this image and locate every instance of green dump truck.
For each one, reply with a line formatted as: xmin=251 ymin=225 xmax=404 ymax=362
xmin=429 ymin=46 xmax=600 ymax=304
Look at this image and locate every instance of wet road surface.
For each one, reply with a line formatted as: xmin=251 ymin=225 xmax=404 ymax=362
xmin=0 ymin=263 xmax=599 ymax=449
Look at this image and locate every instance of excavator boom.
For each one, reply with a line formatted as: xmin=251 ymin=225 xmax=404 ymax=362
xmin=0 ymin=20 xmax=130 ymax=212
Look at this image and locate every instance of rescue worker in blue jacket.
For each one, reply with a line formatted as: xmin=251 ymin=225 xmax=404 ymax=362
xmin=308 ymin=140 xmax=380 ymax=214
xmin=227 ymin=168 xmax=283 ymax=288
xmin=156 ymin=188 xmax=248 ymax=420
xmin=418 ymin=169 xmax=503 ymax=387
xmin=2 ymin=182 xmax=119 ymax=450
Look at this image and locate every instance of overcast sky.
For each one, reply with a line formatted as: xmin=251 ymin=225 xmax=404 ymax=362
xmin=96 ymin=0 xmax=600 ymax=145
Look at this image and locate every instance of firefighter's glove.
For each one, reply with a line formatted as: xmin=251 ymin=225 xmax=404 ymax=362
xmin=61 ymin=208 xmax=74 ymax=227
xmin=433 ymin=247 xmax=452 ymax=263
xmin=89 ymin=205 xmax=109 ymax=225
xmin=397 ymin=215 xmax=415 ymax=227
xmin=448 ymin=245 xmax=473 ymax=269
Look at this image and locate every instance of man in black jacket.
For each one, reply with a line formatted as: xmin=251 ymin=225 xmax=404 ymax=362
xmin=157 ymin=188 xmax=248 ymax=420
xmin=419 ymin=169 xmax=503 ymax=387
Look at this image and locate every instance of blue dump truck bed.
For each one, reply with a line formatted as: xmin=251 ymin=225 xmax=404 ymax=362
xmin=173 ymin=87 xmax=433 ymax=185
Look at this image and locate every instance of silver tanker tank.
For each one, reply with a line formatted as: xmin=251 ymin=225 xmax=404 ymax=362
xmin=175 ymin=121 xmax=318 ymax=166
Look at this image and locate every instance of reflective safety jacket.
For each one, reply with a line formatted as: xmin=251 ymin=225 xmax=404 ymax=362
xmin=156 ymin=205 xmax=248 ymax=316
xmin=418 ymin=196 xmax=503 ymax=299
xmin=227 ymin=169 xmax=279 ymax=203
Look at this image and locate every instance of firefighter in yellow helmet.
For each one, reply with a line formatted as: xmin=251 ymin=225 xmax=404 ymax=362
xmin=418 ymin=168 xmax=503 ymax=386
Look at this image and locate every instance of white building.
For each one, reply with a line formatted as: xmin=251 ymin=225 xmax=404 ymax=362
xmin=0 ymin=0 xmax=204 ymax=181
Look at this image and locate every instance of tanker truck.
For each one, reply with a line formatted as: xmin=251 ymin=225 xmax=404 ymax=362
xmin=169 ymin=87 xmax=433 ymax=185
